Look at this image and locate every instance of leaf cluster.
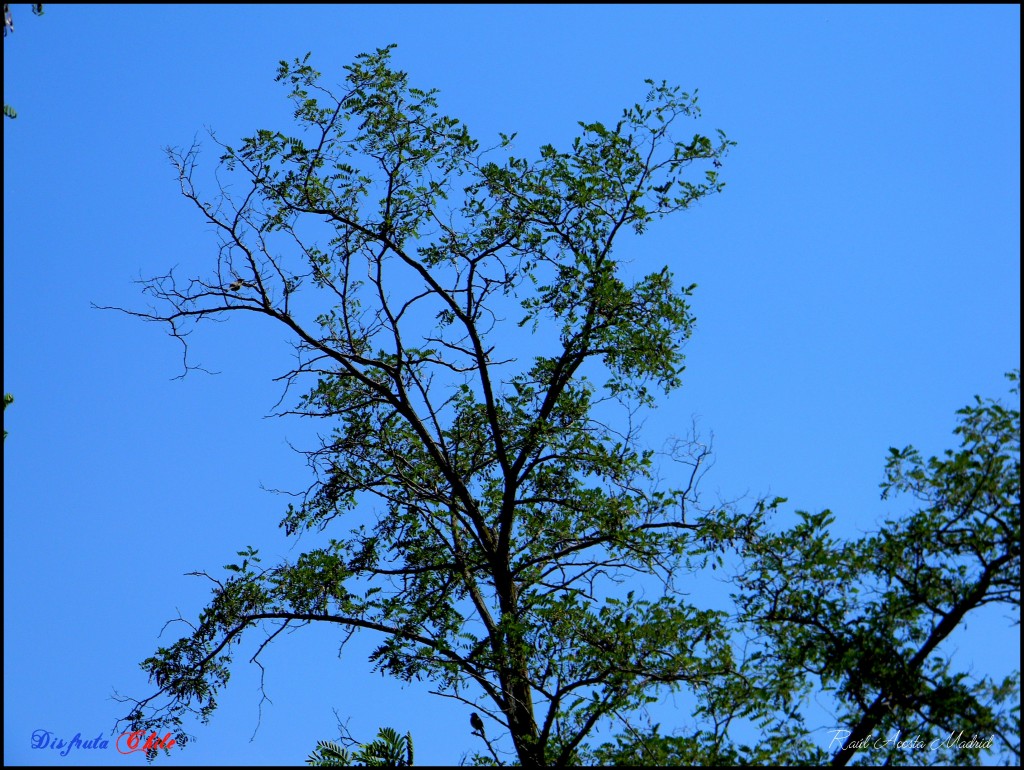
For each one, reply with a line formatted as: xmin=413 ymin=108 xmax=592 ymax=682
xmin=307 ymin=727 xmax=413 ymax=767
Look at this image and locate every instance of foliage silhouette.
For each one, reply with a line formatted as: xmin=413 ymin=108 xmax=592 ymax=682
xmin=307 ymin=727 xmax=413 ymax=767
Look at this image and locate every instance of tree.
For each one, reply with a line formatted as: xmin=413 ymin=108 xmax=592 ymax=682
xmin=752 ymin=370 xmax=1020 ymax=766
xmin=594 ymin=371 xmax=1021 ymax=766
xmin=107 ymin=44 xmax=738 ymax=765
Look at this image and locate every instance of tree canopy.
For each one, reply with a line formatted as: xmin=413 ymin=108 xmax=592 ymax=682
xmin=108 ymin=46 xmax=1019 ymax=766
xmin=597 ymin=370 xmax=1020 ymax=766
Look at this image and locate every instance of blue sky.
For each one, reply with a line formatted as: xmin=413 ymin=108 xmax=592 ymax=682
xmin=3 ymin=4 xmax=1019 ymax=766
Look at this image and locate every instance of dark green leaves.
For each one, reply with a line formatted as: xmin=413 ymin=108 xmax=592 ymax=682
xmin=307 ymin=728 xmax=413 ymax=767
xmin=728 ymin=372 xmax=1020 ymax=765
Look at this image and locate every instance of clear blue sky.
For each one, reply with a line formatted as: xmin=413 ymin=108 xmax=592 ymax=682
xmin=3 ymin=4 xmax=1019 ymax=766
